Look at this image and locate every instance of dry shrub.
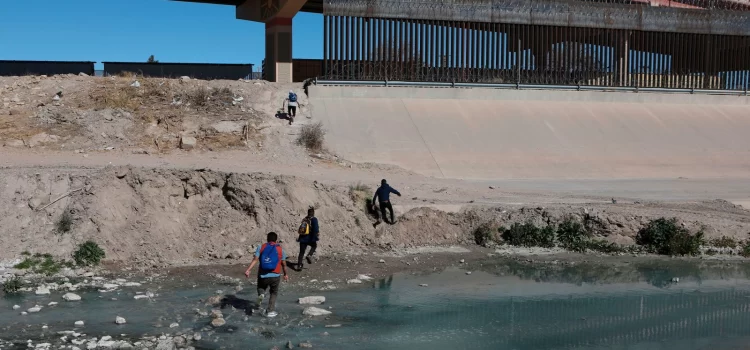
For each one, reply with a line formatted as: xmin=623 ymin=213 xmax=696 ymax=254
xmin=91 ymin=80 xmax=141 ymax=111
xmin=297 ymin=122 xmax=326 ymax=151
xmin=182 ymin=86 xmax=234 ymax=109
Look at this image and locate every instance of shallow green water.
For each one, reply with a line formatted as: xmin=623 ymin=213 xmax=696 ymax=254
xmin=4 ymin=260 xmax=750 ymax=349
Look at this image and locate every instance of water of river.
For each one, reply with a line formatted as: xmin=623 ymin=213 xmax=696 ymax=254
xmin=3 ymin=259 xmax=750 ymax=350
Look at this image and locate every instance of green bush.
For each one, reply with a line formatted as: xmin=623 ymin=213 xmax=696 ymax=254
xmin=502 ymin=222 xmax=555 ymax=248
xmin=556 ymin=218 xmax=589 ymax=252
xmin=57 ymin=210 xmax=73 ymax=234
xmin=13 ymin=254 xmax=71 ymax=276
xmin=741 ymin=241 xmax=750 ymax=258
xmin=473 ymin=224 xmax=496 ymax=247
xmin=2 ymin=276 xmax=23 ymax=295
xmin=73 ymin=241 xmax=106 ymax=266
xmin=585 ymin=239 xmax=626 ymax=254
xmin=710 ymin=236 xmax=738 ymax=249
xmin=636 ymin=218 xmax=704 ymax=256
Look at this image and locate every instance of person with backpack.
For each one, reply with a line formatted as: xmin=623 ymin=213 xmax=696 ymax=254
xmin=372 ymin=179 xmax=401 ymax=226
xmin=296 ymin=207 xmax=319 ymax=271
xmin=244 ymin=232 xmax=289 ymax=318
xmin=285 ymin=90 xmax=298 ymax=125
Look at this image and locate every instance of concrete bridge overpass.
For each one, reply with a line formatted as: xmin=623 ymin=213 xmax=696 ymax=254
xmin=175 ymin=0 xmax=750 ymax=91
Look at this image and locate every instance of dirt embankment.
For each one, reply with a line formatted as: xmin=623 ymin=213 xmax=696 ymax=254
xmin=0 ymin=74 xmax=307 ymax=153
xmin=2 ymin=166 xmax=750 ymax=267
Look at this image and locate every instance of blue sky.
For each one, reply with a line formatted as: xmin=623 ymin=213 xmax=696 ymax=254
xmin=0 ymin=0 xmax=323 ymax=69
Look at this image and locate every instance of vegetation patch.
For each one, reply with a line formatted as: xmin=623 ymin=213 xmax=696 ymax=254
xmin=13 ymin=253 xmax=74 ymax=276
xmin=473 ymin=223 xmax=497 ymax=247
xmin=2 ymin=276 xmax=23 ymax=296
xmin=636 ymin=218 xmax=704 ymax=256
xmin=297 ymin=122 xmax=326 ymax=151
xmin=73 ymin=241 xmax=106 ymax=267
xmin=710 ymin=236 xmax=738 ymax=249
xmin=501 ymin=222 xmax=555 ymax=248
xmin=56 ymin=210 xmax=73 ymax=234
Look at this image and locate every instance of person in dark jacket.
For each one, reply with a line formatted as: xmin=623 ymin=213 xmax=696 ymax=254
xmin=296 ymin=207 xmax=319 ymax=271
xmin=372 ymin=179 xmax=401 ymax=226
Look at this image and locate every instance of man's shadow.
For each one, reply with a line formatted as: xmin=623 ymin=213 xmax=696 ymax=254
xmin=275 ymin=110 xmax=291 ymax=122
xmin=220 ymin=294 xmax=256 ymax=316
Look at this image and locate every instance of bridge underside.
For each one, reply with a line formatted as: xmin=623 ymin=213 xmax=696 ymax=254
xmin=174 ymin=0 xmax=750 ymax=89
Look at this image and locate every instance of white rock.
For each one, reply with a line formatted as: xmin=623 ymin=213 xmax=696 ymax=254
xmin=419 ymin=284 xmax=429 ymax=287
xmin=115 ymin=316 xmax=126 ymax=324
xmin=130 ymin=80 xmax=140 ymax=88
xmin=459 ymin=259 xmax=465 ymax=263
xmin=48 ymin=302 xmax=58 ymax=306
xmin=298 ymin=296 xmax=326 ymax=305
xmin=121 ymin=282 xmax=141 ymax=287
xmin=672 ymin=277 xmax=680 ymax=283
xmin=356 ymin=274 xmax=373 ymax=281
xmin=74 ymin=321 xmax=84 ymax=327
xmin=102 ymin=283 xmax=119 ymax=290
xmin=180 ymin=76 xmax=190 ymax=81
xmin=97 ymin=340 xmax=115 ymax=348
xmin=378 ymin=259 xmax=386 ymax=263
xmin=302 ymin=307 xmax=332 ymax=316
xmin=210 ymin=318 xmax=226 ymax=327
xmin=133 ymin=295 xmax=149 ymax=300
xmin=63 ymin=293 xmax=82 ymax=301
xmin=322 ymin=280 xmax=333 ymax=283
xmin=346 ymin=279 xmax=362 ymax=284
xmin=12 ymin=305 xmax=20 ymax=310
xmin=465 ymin=271 xmax=472 ymax=275
xmin=35 ymin=286 xmax=51 ymax=295
xmin=169 ymin=322 xmax=179 ymax=328
xmin=180 ymin=136 xmax=197 ymax=150
xmin=86 ymin=341 xmax=97 ymax=350
xmin=20 ymin=311 xmax=27 ymax=315
xmin=52 ymin=95 xmax=60 ymax=101
xmin=100 ymin=336 xmax=112 ymax=341
xmin=28 ymin=306 xmax=42 ymax=313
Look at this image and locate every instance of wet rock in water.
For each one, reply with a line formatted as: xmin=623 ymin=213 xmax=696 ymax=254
xmin=356 ymin=274 xmax=373 ymax=281
xmin=35 ymin=286 xmax=51 ymax=295
xmin=63 ymin=293 xmax=82 ymax=301
xmin=75 ymin=321 xmax=84 ymax=327
xmin=324 ymin=324 xmax=341 ymax=328
xmin=321 ymin=332 xmax=330 ymax=336
xmin=169 ymin=322 xmax=179 ymax=328
xmin=12 ymin=305 xmax=20 ymax=310
xmin=419 ymin=284 xmax=429 ymax=287
xmin=672 ymin=277 xmax=680 ymax=283
xmin=378 ymin=259 xmax=386 ymax=263
xmin=173 ymin=336 xmax=186 ymax=347
xmin=299 ymin=341 xmax=313 ymax=348
xmin=211 ymin=317 xmax=226 ymax=327
xmin=20 ymin=312 xmax=27 ymax=315
xmin=113 ymin=341 xmax=133 ymax=349
xmin=48 ymin=302 xmax=58 ymax=306
xmin=210 ymin=309 xmax=223 ymax=319
xmin=322 ymin=280 xmax=333 ymax=283
xmin=133 ymin=295 xmax=149 ymax=300
xmin=102 ymin=283 xmax=119 ymax=290
xmin=459 ymin=259 xmax=465 ymax=263
xmin=302 ymin=307 xmax=332 ymax=316
xmin=206 ymin=295 xmax=222 ymax=306
xmin=465 ymin=271 xmax=472 ymax=275
xmin=192 ymin=333 xmax=202 ymax=341
xmin=346 ymin=279 xmax=362 ymax=284
xmin=286 ymin=340 xmax=293 ymax=349
xmin=28 ymin=306 xmax=42 ymax=313
xmin=155 ymin=339 xmax=176 ymax=350
xmin=298 ymin=296 xmax=326 ymax=305
xmin=115 ymin=316 xmax=127 ymax=324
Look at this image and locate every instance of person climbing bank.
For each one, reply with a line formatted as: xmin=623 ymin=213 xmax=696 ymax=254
xmin=285 ymin=90 xmax=298 ymax=125
xmin=372 ymin=179 xmax=401 ymax=226
xmin=296 ymin=207 xmax=319 ymax=271
xmin=244 ymin=232 xmax=289 ymax=318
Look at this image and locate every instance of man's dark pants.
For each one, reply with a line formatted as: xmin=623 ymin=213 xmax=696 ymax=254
xmin=379 ymin=201 xmax=395 ymax=224
xmin=257 ymin=276 xmax=281 ymax=311
xmin=298 ymin=242 xmax=317 ymax=267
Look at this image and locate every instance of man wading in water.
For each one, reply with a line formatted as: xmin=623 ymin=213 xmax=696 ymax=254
xmin=372 ymin=179 xmax=401 ymax=227
xmin=296 ymin=207 xmax=319 ymax=271
xmin=244 ymin=232 xmax=289 ymax=318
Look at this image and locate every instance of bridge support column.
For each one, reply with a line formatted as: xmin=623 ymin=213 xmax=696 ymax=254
xmin=265 ymin=18 xmax=293 ymax=83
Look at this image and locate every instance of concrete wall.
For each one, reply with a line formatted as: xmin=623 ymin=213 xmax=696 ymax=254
xmin=310 ymin=85 xmax=750 ymax=180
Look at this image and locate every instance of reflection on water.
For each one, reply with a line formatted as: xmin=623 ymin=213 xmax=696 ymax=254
xmin=3 ymin=259 xmax=750 ymax=350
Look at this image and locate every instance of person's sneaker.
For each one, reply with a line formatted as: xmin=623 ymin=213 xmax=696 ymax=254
xmin=256 ymin=294 xmax=264 ymax=306
xmin=266 ymin=311 xmax=278 ymax=318
xmin=297 ymin=263 xmax=304 ymax=271
xmin=306 ymin=256 xmax=313 ymax=265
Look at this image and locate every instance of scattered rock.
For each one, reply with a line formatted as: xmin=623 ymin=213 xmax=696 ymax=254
xmin=169 ymin=322 xmax=179 ymax=328
xmin=210 ymin=309 xmax=223 ymax=319
xmin=63 ymin=293 xmax=81 ymax=301
xmin=48 ymin=302 xmax=58 ymax=306
xmin=346 ymin=279 xmax=362 ymax=284
xmin=35 ymin=286 xmax=51 ymax=295
xmin=192 ymin=333 xmax=201 ymax=341
xmin=180 ymin=76 xmax=190 ymax=81
xmin=322 ymin=280 xmax=333 ymax=284
xmin=286 ymin=341 xmax=293 ymax=349
xmin=378 ymin=259 xmax=386 ymax=263
xmin=465 ymin=271 xmax=472 ymax=275
xmin=102 ymin=283 xmax=119 ymax=290
xmin=298 ymin=296 xmax=326 ymax=305
xmin=302 ymin=307 xmax=332 ymax=316
xmin=299 ymin=341 xmax=313 ymax=348
xmin=419 ymin=284 xmax=428 ymax=287
xmin=74 ymin=321 xmax=84 ymax=327
xmin=134 ymin=295 xmax=149 ymax=300
xmin=356 ymin=274 xmax=373 ymax=281
xmin=130 ymin=80 xmax=141 ymax=88
xmin=489 ymin=186 xmax=496 ymax=189
xmin=205 ymin=295 xmax=222 ymax=305
xmin=155 ymin=339 xmax=175 ymax=350
xmin=28 ymin=306 xmax=42 ymax=313
xmin=180 ymin=136 xmax=197 ymax=150
xmin=672 ymin=277 xmax=680 ymax=283
xmin=115 ymin=316 xmax=127 ymax=324
xmin=324 ymin=324 xmax=341 ymax=328
xmin=173 ymin=336 xmax=186 ymax=347
xmin=210 ymin=317 xmax=226 ymax=327
xmin=459 ymin=259 xmax=465 ymax=263
xmin=20 ymin=312 xmax=27 ymax=315
xmin=12 ymin=305 xmax=20 ymax=310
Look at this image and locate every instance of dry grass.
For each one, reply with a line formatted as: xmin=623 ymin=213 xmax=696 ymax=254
xmin=181 ymin=86 xmax=234 ymax=109
xmin=297 ymin=122 xmax=326 ymax=151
